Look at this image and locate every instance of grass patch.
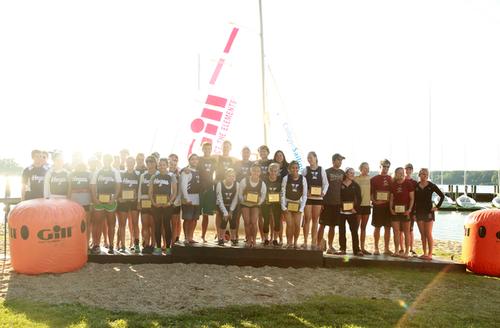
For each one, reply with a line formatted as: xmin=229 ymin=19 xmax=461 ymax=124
xmin=1 ymin=266 xmax=498 ymax=327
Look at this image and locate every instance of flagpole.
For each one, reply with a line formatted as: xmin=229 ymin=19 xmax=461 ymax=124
xmin=258 ymin=0 xmax=269 ymax=146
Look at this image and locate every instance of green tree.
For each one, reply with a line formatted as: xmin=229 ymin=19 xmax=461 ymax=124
xmin=0 ymin=158 xmax=23 ymax=175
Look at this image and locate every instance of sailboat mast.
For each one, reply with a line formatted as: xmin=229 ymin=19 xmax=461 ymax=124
xmin=428 ymin=85 xmax=432 ymax=175
xmin=258 ymin=0 xmax=269 ymax=146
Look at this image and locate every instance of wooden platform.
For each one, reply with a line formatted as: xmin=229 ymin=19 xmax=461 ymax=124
xmin=86 ymin=242 xmax=466 ymax=272
xmin=323 ymin=253 xmax=465 ymax=272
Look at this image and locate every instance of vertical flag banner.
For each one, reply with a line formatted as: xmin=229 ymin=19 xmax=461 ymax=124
xmin=187 ymin=27 xmax=239 ymax=156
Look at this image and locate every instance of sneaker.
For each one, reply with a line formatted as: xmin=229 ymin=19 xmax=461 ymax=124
xmin=231 ymin=239 xmax=238 ymax=246
xmin=91 ymin=245 xmax=101 ymax=255
xmin=326 ymin=247 xmax=335 ymax=255
xmin=335 ymin=250 xmax=347 ymax=255
xmin=362 ymin=249 xmax=372 ymax=255
xmin=218 ymin=239 xmax=225 ymax=246
xmin=153 ymin=247 xmax=163 ymax=256
xmin=107 ymin=246 xmax=114 ymax=255
xmin=134 ymin=244 xmax=141 ymax=254
xmin=272 ymin=240 xmax=279 ymax=247
xmin=410 ymin=250 xmax=418 ymax=257
xmin=264 ymin=239 xmax=270 ymax=246
xmin=130 ymin=246 xmax=135 ymax=252
xmin=119 ymin=246 xmax=126 ymax=253
xmin=165 ymin=248 xmax=172 ymax=255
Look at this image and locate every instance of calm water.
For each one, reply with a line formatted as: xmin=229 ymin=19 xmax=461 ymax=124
xmin=0 ymin=177 xmax=482 ymax=242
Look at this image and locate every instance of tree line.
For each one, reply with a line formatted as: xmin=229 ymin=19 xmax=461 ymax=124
xmin=0 ymin=157 xmax=498 ymax=185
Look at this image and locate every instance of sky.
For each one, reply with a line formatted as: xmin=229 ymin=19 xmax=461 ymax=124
xmin=1 ymin=0 xmax=499 ymax=171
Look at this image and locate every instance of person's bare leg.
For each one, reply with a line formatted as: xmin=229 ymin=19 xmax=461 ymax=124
xmin=201 ymin=214 xmax=209 ymax=242
xmin=383 ymin=225 xmax=391 ymax=253
xmin=286 ymin=212 xmax=293 ymax=247
xmin=403 ymin=221 xmax=410 ymax=257
xmin=391 ymin=222 xmax=400 ymax=255
xmin=250 ymin=208 xmax=260 ymax=246
xmin=106 ymin=212 xmax=116 ymax=250
xmin=117 ymin=212 xmax=127 ymax=249
xmin=303 ymin=205 xmax=312 ymax=247
xmin=426 ymin=221 xmax=434 ymax=259
xmin=328 ymin=227 xmax=335 ymax=250
xmin=373 ymin=227 xmax=381 ymax=254
xmin=293 ymin=213 xmax=301 ymax=248
xmin=311 ymin=205 xmax=321 ymax=248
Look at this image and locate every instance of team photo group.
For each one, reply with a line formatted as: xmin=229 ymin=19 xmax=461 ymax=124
xmin=21 ymin=140 xmax=445 ymax=260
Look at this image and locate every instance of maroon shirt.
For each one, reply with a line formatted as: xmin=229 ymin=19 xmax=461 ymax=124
xmin=391 ymin=179 xmax=415 ymax=209
xmin=370 ymin=174 xmax=392 ymax=207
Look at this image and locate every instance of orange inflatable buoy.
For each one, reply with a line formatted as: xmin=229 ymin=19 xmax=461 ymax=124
xmin=462 ymin=209 xmax=500 ymax=277
xmin=9 ymin=198 xmax=87 ymax=275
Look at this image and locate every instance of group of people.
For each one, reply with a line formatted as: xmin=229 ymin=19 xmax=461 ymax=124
xmin=21 ymin=141 xmax=445 ymax=260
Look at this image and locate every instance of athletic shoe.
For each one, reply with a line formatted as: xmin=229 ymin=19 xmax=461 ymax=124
xmin=264 ymin=239 xmax=270 ymax=246
xmin=218 ymin=239 xmax=225 ymax=246
xmin=91 ymin=245 xmax=101 ymax=255
xmin=165 ymin=248 xmax=172 ymax=255
xmin=272 ymin=240 xmax=279 ymax=247
xmin=119 ymin=246 xmax=126 ymax=253
xmin=410 ymin=250 xmax=418 ymax=257
xmin=362 ymin=249 xmax=372 ymax=255
xmin=326 ymin=247 xmax=336 ymax=254
xmin=335 ymin=250 xmax=346 ymax=255
xmin=153 ymin=247 xmax=162 ymax=256
xmin=107 ymin=246 xmax=114 ymax=255
xmin=134 ymin=244 xmax=141 ymax=254
xmin=231 ymin=239 xmax=238 ymax=246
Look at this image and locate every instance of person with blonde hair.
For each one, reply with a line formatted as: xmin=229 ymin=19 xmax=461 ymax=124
xmin=302 ymin=151 xmax=328 ymax=249
xmin=414 ymin=168 xmax=445 ymax=260
xmin=389 ymin=167 xmax=415 ymax=258
xmin=354 ymin=162 xmax=372 ymax=254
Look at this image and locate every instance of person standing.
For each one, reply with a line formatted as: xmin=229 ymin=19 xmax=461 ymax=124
xmin=302 ymin=152 xmax=329 ymax=249
xmin=239 ymin=164 xmax=266 ymax=247
xmin=317 ymin=153 xmax=345 ymax=254
xmin=149 ymin=158 xmax=177 ymax=255
xmin=21 ymin=150 xmax=48 ymax=201
xmin=168 ymin=153 xmax=183 ymax=245
xmin=117 ymin=156 xmax=140 ymax=253
xmin=262 ymin=163 xmax=283 ymax=246
xmin=389 ymin=167 xmax=415 ymax=258
xmin=138 ymin=156 xmax=158 ymax=254
xmin=371 ymin=159 xmax=393 ymax=255
xmin=90 ymin=154 xmax=121 ymax=254
xmin=197 ymin=142 xmax=217 ymax=243
xmin=403 ymin=163 xmax=418 ymax=256
xmin=180 ymin=154 xmax=202 ymax=244
xmin=43 ymin=152 xmax=70 ymax=199
xmin=215 ymin=168 xmax=240 ymax=246
xmin=281 ymin=161 xmax=308 ymax=249
xmin=69 ymin=160 xmax=92 ymax=247
xmin=338 ymin=168 xmax=363 ymax=256
xmin=415 ymin=168 xmax=445 ymax=260
xmin=354 ymin=162 xmax=372 ymax=255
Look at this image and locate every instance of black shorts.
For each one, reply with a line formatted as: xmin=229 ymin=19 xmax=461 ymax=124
xmin=319 ymin=204 xmax=341 ymax=226
xmin=306 ymin=199 xmax=323 ymax=206
xmin=117 ymin=201 xmax=138 ymax=212
xmin=392 ymin=214 xmax=410 ymax=222
xmin=358 ymin=206 xmax=371 ymax=215
xmin=172 ymin=206 xmax=181 ymax=215
xmin=416 ymin=211 xmax=435 ymax=222
xmin=371 ymin=206 xmax=391 ymax=228
xmin=140 ymin=208 xmax=153 ymax=215
xmin=240 ymin=204 xmax=261 ymax=209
